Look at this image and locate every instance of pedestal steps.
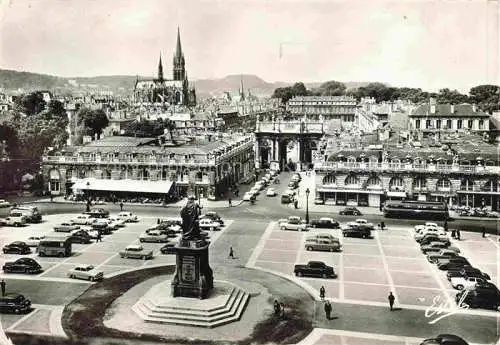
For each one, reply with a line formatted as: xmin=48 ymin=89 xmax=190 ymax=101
xmin=132 ymin=282 xmax=250 ymax=328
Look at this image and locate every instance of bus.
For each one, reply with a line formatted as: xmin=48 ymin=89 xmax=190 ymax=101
xmin=383 ymin=200 xmax=450 ymax=220
xmin=11 ymin=206 xmax=42 ymax=223
xmin=38 ymin=236 xmax=72 ymax=257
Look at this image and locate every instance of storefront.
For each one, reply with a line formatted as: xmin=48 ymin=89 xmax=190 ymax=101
xmin=317 ymin=188 xmax=384 ymax=207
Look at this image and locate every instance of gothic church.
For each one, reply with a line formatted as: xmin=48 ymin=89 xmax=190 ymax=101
xmin=134 ymin=28 xmax=196 ymax=106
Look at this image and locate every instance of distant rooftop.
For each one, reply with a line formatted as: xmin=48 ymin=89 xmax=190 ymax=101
xmin=410 ymin=103 xmax=489 ymax=117
xmin=289 ymin=96 xmax=357 ymax=102
xmin=85 ymin=136 xmax=158 ymax=148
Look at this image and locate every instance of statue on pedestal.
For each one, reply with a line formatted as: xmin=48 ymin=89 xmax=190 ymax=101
xmin=180 ymin=196 xmax=202 ymax=241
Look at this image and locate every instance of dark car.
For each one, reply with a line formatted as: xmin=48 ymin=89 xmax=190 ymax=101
xmin=456 ymin=286 xmax=500 ymax=311
xmin=420 ymin=334 xmax=469 ymax=345
xmin=3 ymin=241 xmax=31 ymax=255
xmin=84 ymin=208 xmax=110 ymax=218
xmin=69 ymin=230 xmax=92 ymax=244
xmin=3 ymin=258 xmax=42 ymax=274
xmin=160 ymin=243 xmax=177 ymax=255
xmin=339 ymin=207 xmax=362 ymax=216
xmin=294 ymin=261 xmax=336 ymax=278
xmin=418 ymin=235 xmax=451 ymax=246
xmin=0 ymin=293 xmax=32 ymax=314
xmin=310 ymin=218 xmax=340 ymax=229
xmin=438 ymin=259 xmax=470 ymax=271
xmin=342 ymin=226 xmax=371 ymax=238
xmin=447 ymin=266 xmax=491 ymax=281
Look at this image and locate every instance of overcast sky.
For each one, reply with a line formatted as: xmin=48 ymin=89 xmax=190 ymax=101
xmin=0 ymin=0 xmax=497 ymax=92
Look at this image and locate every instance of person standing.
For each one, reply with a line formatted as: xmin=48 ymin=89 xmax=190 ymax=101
xmin=1 ymin=280 xmax=6 ymax=296
xmin=120 ymin=201 xmax=124 ymax=212
xmin=280 ymin=302 xmax=285 ymax=319
xmin=96 ymin=232 xmax=102 ymax=243
xmin=228 ymin=198 xmax=232 ymax=207
xmin=456 ymin=229 xmax=461 ymax=240
xmin=319 ymin=286 xmax=326 ymax=300
xmin=273 ymin=300 xmax=281 ymax=316
xmin=482 ymin=227 xmax=486 ymax=238
xmin=324 ymin=300 xmax=332 ymax=320
xmin=294 ymin=199 xmax=298 ymax=209
xmin=228 ymin=247 xmax=235 ymax=259
xmin=444 ymin=219 xmax=449 ymax=232
xmin=388 ymin=292 xmax=395 ymax=311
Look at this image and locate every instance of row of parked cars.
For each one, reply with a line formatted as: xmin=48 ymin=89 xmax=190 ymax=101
xmin=0 ymin=205 xmax=43 ymax=227
xmin=414 ymin=222 xmax=499 ymax=311
xmin=243 ymin=170 xmax=280 ymax=201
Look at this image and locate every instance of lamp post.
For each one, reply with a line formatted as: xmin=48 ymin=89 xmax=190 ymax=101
xmin=305 ymin=188 xmax=310 ymax=224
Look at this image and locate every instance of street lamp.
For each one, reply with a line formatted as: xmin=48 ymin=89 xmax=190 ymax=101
xmin=305 ymin=188 xmax=310 ymax=224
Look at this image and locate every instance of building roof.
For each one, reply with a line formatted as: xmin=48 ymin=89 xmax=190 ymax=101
xmin=85 ymin=136 xmax=158 ymax=148
xmin=409 ymin=103 xmax=490 ymax=118
xmin=289 ymin=96 xmax=356 ymax=102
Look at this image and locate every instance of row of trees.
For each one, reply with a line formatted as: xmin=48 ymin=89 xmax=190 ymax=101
xmin=272 ymin=82 xmax=500 ymax=113
xmin=122 ymin=118 xmax=176 ymax=141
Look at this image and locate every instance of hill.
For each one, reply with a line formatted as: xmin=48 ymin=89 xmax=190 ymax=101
xmin=0 ymin=68 xmax=371 ymax=98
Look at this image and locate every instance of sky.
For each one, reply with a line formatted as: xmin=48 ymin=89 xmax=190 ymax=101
xmin=0 ymin=0 xmax=498 ymax=92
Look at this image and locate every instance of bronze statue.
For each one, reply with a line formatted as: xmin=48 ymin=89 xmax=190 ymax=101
xmin=180 ymin=196 xmax=202 ymax=240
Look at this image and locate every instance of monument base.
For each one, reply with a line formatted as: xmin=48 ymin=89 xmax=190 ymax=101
xmin=171 ymin=239 xmax=213 ymax=299
xmin=132 ymin=280 xmax=250 ymax=328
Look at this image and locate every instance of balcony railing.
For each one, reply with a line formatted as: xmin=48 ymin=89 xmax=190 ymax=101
xmin=256 ymin=121 xmax=324 ymax=134
xmin=315 ymin=162 xmax=500 ymax=174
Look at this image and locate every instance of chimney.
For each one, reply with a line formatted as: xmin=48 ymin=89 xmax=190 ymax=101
xmin=430 ymin=98 xmax=436 ymax=114
xmin=450 ymin=104 xmax=454 ymax=113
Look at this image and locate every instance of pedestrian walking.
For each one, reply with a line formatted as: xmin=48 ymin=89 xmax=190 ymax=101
xmin=379 ymin=202 xmax=383 ymax=212
xmin=119 ymin=201 xmax=124 ymax=211
xmin=228 ymin=247 xmax=235 ymax=259
xmin=380 ymin=221 xmax=385 ymax=230
xmin=228 ymin=198 xmax=232 ymax=207
xmin=451 ymin=229 xmax=456 ymax=238
xmin=86 ymin=200 xmax=91 ymax=213
xmin=444 ymin=219 xmax=448 ymax=232
xmin=273 ymin=300 xmax=281 ymax=316
xmin=324 ymin=300 xmax=332 ymax=320
xmin=456 ymin=229 xmax=461 ymax=240
xmin=0 ymin=280 xmax=6 ymax=296
xmin=294 ymin=199 xmax=298 ymax=209
xmin=280 ymin=302 xmax=285 ymax=319
xmin=319 ymin=286 xmax=325 ymax=300
xmin=482 ymin=227 xmax=486 ymax=238
xmin=388 ymin=292 xmax=395 ymax=311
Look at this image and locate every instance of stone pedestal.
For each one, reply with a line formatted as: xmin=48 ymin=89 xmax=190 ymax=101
xmin=171 ymin=239 xmax=213 ymax=299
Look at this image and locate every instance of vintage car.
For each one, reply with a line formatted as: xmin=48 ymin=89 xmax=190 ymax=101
xmin=294 ymin=261 xmax=336 ymax=278
xmin=117 ymin=212 xmax=139 ymax=223
xmin=309 ymin=217 xmax=340 ymax=229
xmin=54 ymin=222 xmax=81 ymax=232
xmin=3 ymin=242 xmax=31 ymax=255
xmin=304 ymin=239 xmax=342 ymax=252
xmin=119 ymin=245 xmax=153 ymax=260
xmin=279 ymin=216 xmax=308 ymax=231
xmin=68 ymin=264 xmax=104 ymax=281
xmin=139 ymin=230 xmax=169 ymax=243
xmin=199 ymin=218 xmax=222 ymax=231
xmin=3 ymin=258 xmax=43 ymax=274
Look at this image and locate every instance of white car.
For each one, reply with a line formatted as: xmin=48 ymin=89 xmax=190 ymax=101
xmin=0 ymin=214 xmax=27 ymax=227
xmin=0 ymin=199 xmax=11 ymax=208
xmin=347 ymin=219 xmax=374 ymax=229
xmin=25 ymin=236 xmax=45 ymax=247
xmin=266 ymin=188 xmax=277 ymax=197
xmin=71 ymin=214 xmax=93 ymax=225
xmin=86 ymin=229 xmax=101 ymax=240
xmin=250 ymin=186 xmax=261 ymax=194
xmin=139 ymin=230 xmax=169 ymax=243
xmin=450 ymin=276 xmax=489 ymax=290
xmin=414 ymin=228 xmax=449 ymax=241
xmin=68 ymin=264 xmax=104 ymax=281
xmin=108 ymin=217 xmax=126 ymax=228
xmin=279 ymin=216 xmax=308 ymax=231
xmin=243 ymin=192 xmax=255 ymax=201
xmin=117 ymin=212 xmax=139 ymax=223
xmin=414 ymin=222 xmax=443 ymax=232
xmin=199 ymin=218 xmax=221 ymax=231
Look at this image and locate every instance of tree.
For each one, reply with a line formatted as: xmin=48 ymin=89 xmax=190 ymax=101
xmin=0 ymin=123 xmax=20 ymax=157
xmin=469 ymin=85 xmax=500 ymax=113
xmin=272 ymin=87 xmax=295 ymax=104
xmin=291 ymin=82 xmax=308 ymax=96
xmin=164 ymin=119 xmax=176 ymax=141
xmin=77 ymin=108 xmax=109 ymax=139
xmin=436 ymin=88 xmax=469 ymax=104
xmin=314 ymin=81 xmax=346 ymax=96
xmin=16 ymin=92 xmax=46 ymax=116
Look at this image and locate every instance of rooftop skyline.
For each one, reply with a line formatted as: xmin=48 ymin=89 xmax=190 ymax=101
xmin=0 ymin=0 xmax=497 ymax=93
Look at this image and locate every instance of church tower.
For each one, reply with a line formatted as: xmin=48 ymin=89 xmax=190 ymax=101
xmin=173 ymin=27 xmax=186 ymax=81
xmin=158 ymin=53 xmax=164 ymax=81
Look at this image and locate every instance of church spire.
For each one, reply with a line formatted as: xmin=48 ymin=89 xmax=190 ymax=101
xmin=158 ymin=53 xmax=164 ymax=81
xmin=240 ymin=75 xmax=245 ymax=101
xmin=175 ymin=26 xmax=183 ymax=59
xmin=173 ymin=27 xmax=186 ymax=81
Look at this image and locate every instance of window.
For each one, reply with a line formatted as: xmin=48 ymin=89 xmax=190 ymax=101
xmin=437 ymin=179 xmax=451 ymax=190
xmin=347 ymin=156 xmax=356 ymax=163
xmin=415 ymin=119 xmax=421 ymax=129
xmin=426 ymin=120 xmax=431 ymax=129
xmin=413 ymin=178 xmax=427 ymax=190
xmin=366 ymin=176 xmax=382 ymax=189
xmin=345 ymin=175 xmax=360 ymax=186
xmin=457 ymin=120 xmax=462 ymax=129
xmin=389 ymin=177 xmax=405 ymax=190
xmin=460 ymin=179 xmax=474 ymax=191
xmin=323 ymin=175 xmax=336 ymax=185
xmin=479 ymin=120 xmax=484 ymax=130
xmin=446 ymin=119 xmax=452 ymax=129
xmin=436 ymin=120 xmax=441 ymax=129
xmin=468 ymin=120 xmax=473 ymax=128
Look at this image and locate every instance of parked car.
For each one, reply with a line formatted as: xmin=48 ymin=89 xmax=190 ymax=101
xmin=418 ymin=234 xmax=451 ymax=246
xmin=266 ymin=188 xmax=277 ymax=197
xmin=54 ymin=222 xmax=80 ymax=232
xmin=3 ymin=258 xmax=42 ymax=274
xmin=243 ymin=192 xmax=255 ymax=201
xmin=450 ymin=276 xmax=492 ymax=290
xmin=438 ymin=259 xmax=470 ymax=271
xmin=25 ymin=236 xmax=45 ymax=247
xmin=119 ymin=245 xmax=153 ymax=259
xmin=414 ymin=222 xmax=443 ymax=232
xmin=199 ymin=218 xmax=222 ymax=231
xmin=84 ymin=208 xmax=109 ymax=218
xmin=0 ymin=294 xmax=32 ymax=314
xmin=0 ymin=199 xmax=12 ymax=208
xmin=279 ymin=216 xmax=308 ymax=231
xmin=139 ymin=230 xmax=169 ymax=243
xmin=339 ymin=207 xmax=362 ymax=216
xmin=160 ymin=243 xmax=178 ymax=255
xmin=11 ymin=206 xmax=42 ymax=223
xmin=280 ymin=194 xmax=293 ymax=204
xmin=456 ymin=286 xmax=500 ymax=311
xmin=306 ymin=233 xmax=340 ymax=243
xmin=3 ymin=242 xmax=31 ymax=255
xmin=71 ymin=214 xmax=93 ymax=225
xmin=420 ymin=242 xmax=453 ymax=254
xmin=69 ymin=230 xmax=92 ymax=244
xmin=86 ymin=229 xmax=101 ymax=240
xmin=304 ymin=239 xmax=342 ymax=252
xmin=287 ymin=181 xmax=298 ymax=189
xmin=415 ymin=229 xmax=448 ymax=241
xmin=309 ymin=217 xmax=340 ymax=229
xmin=314 ymin=198 xmax=325 ymax=205
xmin=108 ymin=216 xmax=126 ymax=228
xmin=427 ymin=249 xmax=460 ymax=263
xmin=294 ymin=261 xmax=336 ymax=278
xmin=68 ymin=264 xmax=104 ymax=281
xmin=90 ymin=219 xmax=113 ymax=234
xmin=446 ymin=266 xmax=491 ymax=281
xmin=342 ymin=226 xmax=371 ymax=238
xmin=117 ymin=212 xmax=139 ymax=223
xmin=420 ymin=334 xmax=469 ymax=345
xmin=0 ymin=214 xmax=27 ymax=227
xmin=347 ymin=219 xmax=374 ymax=230
xmin=201 ymin=212 xmax=224 ymax=225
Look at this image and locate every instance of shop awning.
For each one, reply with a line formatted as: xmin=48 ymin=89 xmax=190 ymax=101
xmin=71 ymin=178 xmax=173 ymax=194
xmin=456 ymin=190 xmax=500 ymax=195
xmin=387 ymin=191 xmax=407 ymax=197
xmin=317 ymin=188 xmax=384 ymax=194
